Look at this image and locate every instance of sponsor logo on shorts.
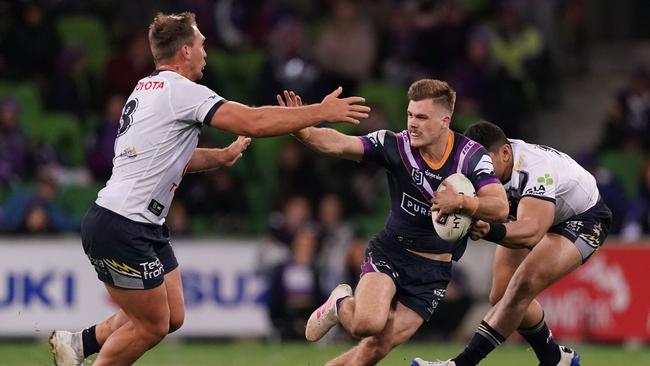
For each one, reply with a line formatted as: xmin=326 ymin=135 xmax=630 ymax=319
xmin=579 ymin=222 xmax=604 ymax=248
xmin=427 ymin=288 xmax=447 ymax=314
xmin=565 ymin=220 xmax=584 ymax=233
xmin=102 ymin=258 xmax=142 ymax=278
xmin=401 ymin=192 xmax=431 ymax=217
xmin=139 ymin=258 xmax=164 ymax=280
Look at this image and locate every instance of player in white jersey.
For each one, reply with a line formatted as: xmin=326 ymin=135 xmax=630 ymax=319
xmin=412 ymin=121 xmax=612 ymax=366
xmin=49 ymin=12 xmax=370 ymax=366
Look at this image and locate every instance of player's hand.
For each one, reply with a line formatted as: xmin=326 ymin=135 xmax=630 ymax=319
xmin=277 ymin=90 xmax=303 ymax=107
xmin=319 ymin=87 xmax=370 ymax=124
xmin=469 ymin=220 xmax=490 ymax=241
xmin=278 ymin=90 xmax=310 ymax=139
xmin=221 ymin=136 xmax=251 ymax=167
xmin=431 ymin=180 xmax=463 ymax=221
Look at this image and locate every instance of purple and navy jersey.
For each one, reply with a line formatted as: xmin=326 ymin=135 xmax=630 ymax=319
xmin=358 ymin=129 xmax=500 ymax=259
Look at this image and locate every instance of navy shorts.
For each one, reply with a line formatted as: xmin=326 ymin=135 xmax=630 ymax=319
xmin=548 ymin=200 xmax=612 ymax=263
xmin=361 ymin=232 xmax=452 ymax=321
xmin=81 ymin=204 xmax=178 ymax=289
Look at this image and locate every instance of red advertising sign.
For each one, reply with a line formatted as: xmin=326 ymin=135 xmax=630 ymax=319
xmin=538 ymin=243 xmax=650 ymax=342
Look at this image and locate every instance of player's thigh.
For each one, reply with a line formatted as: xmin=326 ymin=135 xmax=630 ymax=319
xmin=490 ymin=246 xmax=529 ymax=305
xmin=163 ymin=267 xmax=184 ymax=332
xmin=354 ymin=272 xmax=397 ymax=325
xmin=507 ymin=233 xmax=582 ymax=299
xmin=105 ymin=283 xmax=170 ymax=337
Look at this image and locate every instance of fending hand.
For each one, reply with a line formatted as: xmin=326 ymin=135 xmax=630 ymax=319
xmin=277 ymin=90 xmax=303 ymax=108
xmin=222 ymin=136 xmax=252 ymax=167
xmin=278 ymin=90 xmax=309 ymax=139
xmin=320 ymin=87 xmax=371 ymax=124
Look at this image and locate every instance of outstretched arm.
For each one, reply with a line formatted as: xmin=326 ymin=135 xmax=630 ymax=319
xmin=279 ymin=91 xmax=365 ymax=162
xmin=470 ymin=197 xmax=555 ymax=249
xmin=186 ymin=136 xmax=251 ymax=173
xmin=209 ymin=87 xmax=370 ymax=137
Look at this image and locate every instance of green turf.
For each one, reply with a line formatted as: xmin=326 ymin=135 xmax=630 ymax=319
xmin=2 ymin=341 xmax=649 ymax=365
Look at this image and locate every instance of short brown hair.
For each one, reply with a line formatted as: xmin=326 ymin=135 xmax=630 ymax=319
xmin=407 ymin=79 xmax=456 ymax=114
xmin=148 ymin=12 xmax=197 ymax=63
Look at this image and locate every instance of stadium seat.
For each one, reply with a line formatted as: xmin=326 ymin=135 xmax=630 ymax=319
xmin=598 ymin=149 xmax=645 ymax=200
xmin=452 ymin=110 xmax=484 ymax=134
xmin=0 ymin=82 xmax=44 ymax=131
xmin=38 ymin=112 xmax=86 ymax=166
xmin=57 ymin=15 xmax=110 ymax=78
xmin=206 ymin=48 xmax=263 ymax=105
xmin=355 ymin=82 xmax=407 ymax=130
xmin=53 ymin=183 xmax=102 ymax=222
xmin=242 ymin=136 xmax=285 ymax=233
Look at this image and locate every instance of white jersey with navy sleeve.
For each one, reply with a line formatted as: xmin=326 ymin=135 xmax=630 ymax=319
xmin=505 ymin=139 xmax=599 ymax=225
xmin=95 ymin=70 xmax=225 ymax=225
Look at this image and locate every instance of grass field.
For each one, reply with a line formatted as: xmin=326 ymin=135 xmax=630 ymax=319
xmin=2 ymin=341 xmax=649 ymax=366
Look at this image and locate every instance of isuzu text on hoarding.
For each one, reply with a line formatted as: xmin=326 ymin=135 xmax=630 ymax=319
xmin=0 ymin=239 xmax=270 ymax=337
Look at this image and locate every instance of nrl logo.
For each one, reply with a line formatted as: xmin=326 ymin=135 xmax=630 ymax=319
xmin=412 ymin=168 xmax=424 ymax=186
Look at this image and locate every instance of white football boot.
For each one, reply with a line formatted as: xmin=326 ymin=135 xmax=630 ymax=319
xmin=305 ymin=283 xmax=352 ymax=342
xmin=49 ymin=330 xmax=85 ymax=366
xmin=544 ymin=345 xmax=580 ymax=366
xmin=411 ymin=358 xmax=456 ymax=366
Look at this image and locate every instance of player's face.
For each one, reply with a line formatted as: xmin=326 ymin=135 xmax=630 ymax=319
xmin=488 ymin=144 xmax=513 ymax=182
xmin=407 ymin=99 xmax=450 ymax=148
xmin=186 ymin=26 xmax=207 ymax=81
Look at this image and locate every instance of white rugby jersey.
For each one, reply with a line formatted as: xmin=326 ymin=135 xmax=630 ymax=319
xmin=505 ymin=139 xmax=599 ymax=225
xmin=96 ymin=70 xmax=225 ymax=225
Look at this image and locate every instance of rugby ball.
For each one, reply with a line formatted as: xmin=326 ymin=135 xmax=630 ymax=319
xmin=432 ymin=173 xmax=476 ymax=242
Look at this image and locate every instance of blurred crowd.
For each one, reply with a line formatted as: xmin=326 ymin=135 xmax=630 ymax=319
xmin=1 ymin=0 xmax=648 ymax=342
xmin=592 ymin=67 xmax=650 ymax=241
xmin=0 ymin=0 xmax=590 ymax=235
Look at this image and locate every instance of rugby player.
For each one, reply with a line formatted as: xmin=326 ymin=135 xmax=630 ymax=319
xmin=48 ymin=12 xmax=369 ymax=366
xmin=412 ymin=121 xmax=612 ymax=366
xmin=278 ymin=80 xmax=509 ymax=366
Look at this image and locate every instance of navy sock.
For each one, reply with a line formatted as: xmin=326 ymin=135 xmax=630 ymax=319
xmin=453 ymin=321 xmax=506 ymax=366
xmin=519 ymin=315 xmax=560 ymax=366
xmin=81 ymin=325 xmax=101 ymax=358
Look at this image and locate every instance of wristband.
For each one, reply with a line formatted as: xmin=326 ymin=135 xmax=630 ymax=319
xmin=483 ymin=222 xmax=506 ymax=243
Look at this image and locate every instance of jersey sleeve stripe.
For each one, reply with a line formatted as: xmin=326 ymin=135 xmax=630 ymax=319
xmin=358 ymin=136 xmax=371 ymax=155
xmin=202 ymin=99 xmax=228 ymax=125
xmin=475 ymin=176 xmax=501 ymax=190
xmin=520 ymin=194 xmax=556 ymax=204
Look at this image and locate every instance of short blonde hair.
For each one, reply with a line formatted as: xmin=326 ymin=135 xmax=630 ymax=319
xmin=407 ymin=79 xmax=456 ymax=114
xmin=148 ymin=12 xmax=197 ymax=63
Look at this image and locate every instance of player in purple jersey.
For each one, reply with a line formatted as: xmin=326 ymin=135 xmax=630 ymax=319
xmin=277 ymin=80 xmax=508 ymax=366
xmin=49 ymin=12 xmax=370 ymax=366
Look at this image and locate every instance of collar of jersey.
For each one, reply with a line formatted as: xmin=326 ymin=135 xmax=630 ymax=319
xmin=418 ymin=130 xmax=454 ymax=170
